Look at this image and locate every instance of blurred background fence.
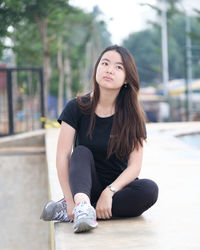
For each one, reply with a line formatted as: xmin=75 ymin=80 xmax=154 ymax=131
xmin=0 ymin=67 xmax=45 ymax=136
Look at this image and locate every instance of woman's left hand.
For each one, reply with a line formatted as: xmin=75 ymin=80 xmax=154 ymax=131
xmin=96 ymin=188 xmax=114 ymax=219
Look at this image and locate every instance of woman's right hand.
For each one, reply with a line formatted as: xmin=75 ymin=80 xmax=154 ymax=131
xmin=67 ymin=201 xmax=75 ymax=221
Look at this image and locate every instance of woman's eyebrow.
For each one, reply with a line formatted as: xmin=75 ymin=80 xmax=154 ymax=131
xmin=101 ymin=58 xmax=124 ymax=65
xmin=101 ymin=58 xmax=110 ymax=62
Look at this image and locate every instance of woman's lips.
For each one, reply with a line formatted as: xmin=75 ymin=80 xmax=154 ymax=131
xmin=103 ymin=76 xmax=113 ymax=81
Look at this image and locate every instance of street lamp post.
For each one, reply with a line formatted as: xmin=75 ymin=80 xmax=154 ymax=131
xmin=185 ymin=11 xmax=193 ymax=121
xmin=179 ymin=2 xmax=193 ymax=121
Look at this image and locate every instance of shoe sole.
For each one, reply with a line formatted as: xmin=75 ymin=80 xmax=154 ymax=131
xmin=74 ymin=219 xmax=98 ymax=233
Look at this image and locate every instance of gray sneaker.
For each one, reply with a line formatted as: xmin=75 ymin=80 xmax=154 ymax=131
xmin=73 ymin=201 xmax=98 ymax=233
xmin=40 ymin=198 xmax=71 ymax=222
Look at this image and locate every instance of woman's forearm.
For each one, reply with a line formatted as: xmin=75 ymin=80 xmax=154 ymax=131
xmin=110 ymin=145 xmax=143 ymax=191
xmin=110 ymin=165 xmax=141 ymax=191
xmin=56 ymin=155 xmax=74 ymax=204
xmin=56 ymin=121 xmax=76 ymax=203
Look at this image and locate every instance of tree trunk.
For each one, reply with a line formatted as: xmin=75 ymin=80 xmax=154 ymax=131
xmin=83 ymin=40 xmax=93 ymax=92
xmin=84 ymin=37 xmax=102 ymax=92
xmin=57 ymin=37 xmax=64 ymax=115
xmin=35 ymin=16 xmax=51 ymax=118
xmin=64 ymin=43 xmax=72 ymax=101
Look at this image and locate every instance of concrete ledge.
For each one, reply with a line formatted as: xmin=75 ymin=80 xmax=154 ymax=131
xmin=0 ymin=146 xmax=45 ymax=156
xmin=146 ymin=121 xmax=200 ymax=137
xmin=0 ymin=129 xmax=45 ymax=148
xmin=45 ymin=123 xmax=200 ymax=250
xmin=1 ymin=130 xmax=50 ymax=250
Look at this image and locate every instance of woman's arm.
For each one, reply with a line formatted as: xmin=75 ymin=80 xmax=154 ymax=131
xmin=110 ymin=143 xmax=143 ymax=191
xmin=56 ymin=121 xmax=76 ymax=220
xmin=96 ymin=143 xmax=143 ymax=219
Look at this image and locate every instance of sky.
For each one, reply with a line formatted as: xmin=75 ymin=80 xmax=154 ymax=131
xmin=70 ymin=0 xmax=157 ymax=44
xmin=70 ymin=0 xmax=199 ymax=45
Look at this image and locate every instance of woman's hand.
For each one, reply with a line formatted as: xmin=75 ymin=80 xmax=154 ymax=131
xmin=96 ymin=188 xmax=114 ymax=219
xmin=67 ymin=200 xmax=75 ymax=221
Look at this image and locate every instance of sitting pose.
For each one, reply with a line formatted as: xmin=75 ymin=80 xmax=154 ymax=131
xmin=40 ymin=45 xmax=159 ymax=233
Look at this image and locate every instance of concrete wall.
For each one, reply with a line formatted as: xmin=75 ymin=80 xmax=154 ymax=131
xmin=0 ymin=130 xmax=50 ymax=250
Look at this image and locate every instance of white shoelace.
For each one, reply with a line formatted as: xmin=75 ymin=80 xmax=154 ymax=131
xmin=74 ymin=201 xmax=95 ymax=220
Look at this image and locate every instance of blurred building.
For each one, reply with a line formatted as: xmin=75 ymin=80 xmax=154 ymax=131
xmin=167 ymin=78 xmax=200 ymax=121
xmin=139 ymin=87 xmax=168 ymax=122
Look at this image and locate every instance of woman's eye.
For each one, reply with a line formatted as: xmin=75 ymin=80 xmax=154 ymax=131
xmin=117 ymin=65 xmax=123 ymax=70
xmin=102 ymin=62 xmax=108 ymax=66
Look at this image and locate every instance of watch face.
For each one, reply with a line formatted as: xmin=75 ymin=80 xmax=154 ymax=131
xmin=109 ymin=186 xmax=116 ymax=192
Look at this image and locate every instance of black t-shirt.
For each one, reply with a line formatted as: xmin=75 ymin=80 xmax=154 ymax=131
xmin=58 ymin=97 xmax=129 ymax=187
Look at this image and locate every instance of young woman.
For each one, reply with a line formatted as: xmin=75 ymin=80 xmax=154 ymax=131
xmin=40 ymin=45 xmax=158 ymax=233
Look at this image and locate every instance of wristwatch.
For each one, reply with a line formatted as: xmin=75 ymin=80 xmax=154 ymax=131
xmin=107 ymin=185 xmax=117 ymax=193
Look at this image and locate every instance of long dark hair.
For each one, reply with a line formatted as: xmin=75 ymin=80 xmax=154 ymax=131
xmin=77 ymin=45 xmax=146 ymax=161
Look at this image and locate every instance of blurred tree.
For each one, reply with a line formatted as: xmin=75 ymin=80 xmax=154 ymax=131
xmin=191 ymin=9 xmax=200 ymax=78
xmin=0 ymin=0 xmax=73 ymax=115
xmin=50 ymin=8 xmax=95 ymax=114
xmin=168 ymin=14 xmax=200 ymax=79
xmin=0 ymin=0 xmax=23 ymax=57
xmin=123 ymin=0 xmax=200 ymax=86
xmin=123 ymin=29 xmax=162 ymax=86
xmin=0 ymin=1 xmax=111 ymax=117
xmin=47 ymin=5 xmax=110 ymax=114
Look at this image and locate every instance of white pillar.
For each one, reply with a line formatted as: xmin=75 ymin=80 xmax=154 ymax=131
xmin=161 ymin=0 xmax=169 ymax=99
xmin=185 ymin=12 xmax=193 ymax=120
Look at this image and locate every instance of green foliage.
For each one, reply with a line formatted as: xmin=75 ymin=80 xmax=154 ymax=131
xmin=123 ymin=29 xmax=162 ymax=86
xmin=167 ymin=14 xmax=200 ymax=79
xmin=123 ymin=1 xmax=200 ymax=86
xmin=0 ymin=0 xmax=111 ymax=99
xmin=13 ymin=20 xmax=43 ymax=66
xmin=190 ymin=11 xmax=200 ymax=78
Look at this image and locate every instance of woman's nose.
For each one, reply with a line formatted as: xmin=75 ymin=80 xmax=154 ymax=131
xmin=106 ymin=65 xmax=114 ymax=74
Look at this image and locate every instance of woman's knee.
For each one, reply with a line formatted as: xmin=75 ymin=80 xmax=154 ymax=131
xmin=129 ymin=178 xmax=159 ymax=205
xmin=71 ymin=145 xmax=93 ymax=160
xmin=140 ymin=179 xmax=159 ymax=205
xmin=69 ymin=145 xmax=95 ymax=174
xmin=111 ymin=179 xmax=158 ymax=218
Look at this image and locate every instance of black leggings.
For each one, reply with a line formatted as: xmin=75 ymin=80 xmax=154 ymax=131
xmin=69 ymin=145 xmax=158 ymax=218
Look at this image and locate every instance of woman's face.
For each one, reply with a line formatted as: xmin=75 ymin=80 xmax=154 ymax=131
xmin=96 ymin=50 xmax=126 ymax=91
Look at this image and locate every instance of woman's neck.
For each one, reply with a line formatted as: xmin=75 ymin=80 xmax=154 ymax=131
xmin=95 ymin=88 xmax=119 ymax=117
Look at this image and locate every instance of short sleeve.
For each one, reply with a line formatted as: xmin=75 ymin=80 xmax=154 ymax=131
xmin=57 ymin=98 xmax=79 ymax=130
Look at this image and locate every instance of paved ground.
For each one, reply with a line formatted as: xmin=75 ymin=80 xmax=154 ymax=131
xmin=46 ymin=122 xmax=200 ymax=250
